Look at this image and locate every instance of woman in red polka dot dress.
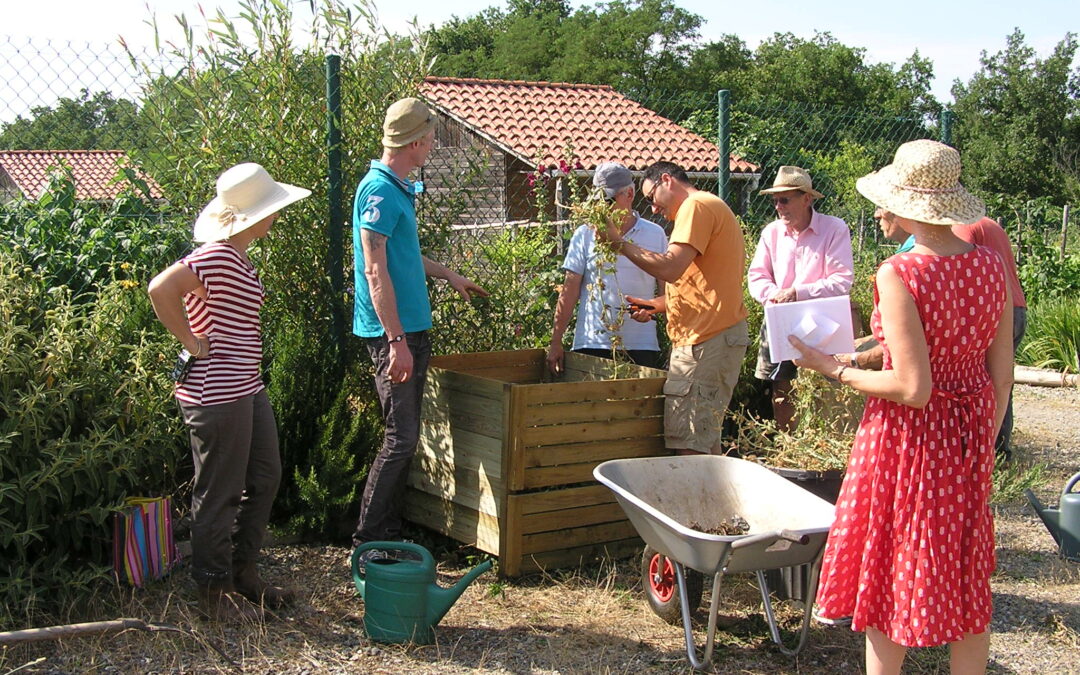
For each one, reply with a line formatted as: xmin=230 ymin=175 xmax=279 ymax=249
xmin=790 ymin=140 xmax=1015 ymax=674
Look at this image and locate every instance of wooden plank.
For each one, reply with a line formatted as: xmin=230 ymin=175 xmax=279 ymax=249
xmin=432 ymin=349 xmax=543 ymax=372
xmin=563 ymin=351 xmax=667 ymax=381
xmin=504 ymin=384 xmax=528 ymax=493
xmin=512 ymin=539 xmax=643 ymax=577
xmin=426 ymin=368 xmax=506 ymax=402
xmin=521 ymin=520 xmax=639 ymax=555
xmin=418 ymin=422 xmax=503 ymax=469
xmin=500 ymin=492 xmax=524 ymax=577
xmin=522 ymin=436 xmax=666 ymax=470
xmin=407 ymin=455 xmax=503 ymax=517
xmin=521 ymin=416 xmax=664 ymax=447
xmin=523 ymin=396 xmax=664 ymax=426
xmin=519 ymin=502 xmax=628 ymax=533
xmin=458 ymin=364 xmax=544 ymax=384
xmin=520 ymin=378 xmax=664 ymax=405
xmin=513 ymin=484 xmax=619 ymax=515
xmin=405 ymin=488 xmax=501 ymax=554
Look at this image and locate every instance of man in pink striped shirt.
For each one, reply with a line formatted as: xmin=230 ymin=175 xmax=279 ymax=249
xmin=747 ymin=166 xmax=854 ymax=431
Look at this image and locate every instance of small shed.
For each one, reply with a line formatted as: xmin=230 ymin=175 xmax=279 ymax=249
xmin=0 ymin=150 xmax=164 ymax=203
xmin=418 ymin=76 xmax=760 ymax=229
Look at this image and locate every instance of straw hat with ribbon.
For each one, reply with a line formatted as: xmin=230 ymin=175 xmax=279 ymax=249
xmin=193 ymin=163 xmax=311 ymax=242
xmin=759 ymin=166 xmax=824 ymax=199
xmin=856 ymin=139 xmax=984 ymax=226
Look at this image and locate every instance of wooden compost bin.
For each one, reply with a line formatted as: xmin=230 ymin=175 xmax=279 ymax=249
xmin=405 ymin=349 xmax=669 ymax=576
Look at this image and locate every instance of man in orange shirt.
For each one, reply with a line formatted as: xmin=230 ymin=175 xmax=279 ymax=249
xmin=597 ymin=161 xmax=750 ymax=455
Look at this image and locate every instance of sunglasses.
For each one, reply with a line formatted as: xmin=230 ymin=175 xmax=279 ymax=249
xmin=771 ymin=196 xmax=801 ymax=206
xmin=643 ymin=180 xmax=660 ymax=205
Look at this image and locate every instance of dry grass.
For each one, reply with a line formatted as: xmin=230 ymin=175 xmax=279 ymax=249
xmin=2 ymin=384 xmax=1078 ymax=674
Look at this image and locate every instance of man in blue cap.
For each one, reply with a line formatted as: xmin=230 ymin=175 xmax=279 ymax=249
xmin=546 ymin=161 xmax=668 ymax=373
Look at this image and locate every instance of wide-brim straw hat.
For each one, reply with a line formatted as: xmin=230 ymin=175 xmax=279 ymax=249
xmin=759 ymin=165 xmax=824 ymax=199
xmin=856 ymin=139 xmax=984 ymax=226
xmin=193 ymin=163 xmax=311 ymax=242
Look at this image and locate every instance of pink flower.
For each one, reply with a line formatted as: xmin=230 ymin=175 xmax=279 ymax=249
xmin=558 ymin=159 xmax=570 ymax=174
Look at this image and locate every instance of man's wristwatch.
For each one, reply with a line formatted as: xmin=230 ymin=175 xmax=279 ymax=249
xmin=389 ymin=333 xmax=406 ymax=344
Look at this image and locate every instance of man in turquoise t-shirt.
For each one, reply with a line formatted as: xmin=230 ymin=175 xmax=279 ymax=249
xmin=350 ymin=98 xmax=487 ymax=561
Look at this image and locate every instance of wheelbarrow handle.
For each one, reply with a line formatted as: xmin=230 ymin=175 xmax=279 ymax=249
xmin=731 ymin=529 xmax=809 ymax=550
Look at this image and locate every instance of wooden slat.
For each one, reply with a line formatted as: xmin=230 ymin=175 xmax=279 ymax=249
xmin=418 ymin=423 xmax=503 ymax=468
xmin=513 ymin=484 xmax=619 ymax=515
xmin=500 ymin=492 xmax=523 ymax=577
xmin=523 ymin=396 xmax=664 ymax=426
xmin=522 ymin=436 xmax=666 ymax=470
xmin=457 ymin=364 xmax=544 ymax=384
xmin=563 ymin=351 xmax=667 ymax=380
xmin=432 ymin=349 xmax=544 ymax=372
xmin=520 ymin=502 xmax=628 ymax=533
xmin=407 ymin=455 xmax=503 ymax=517
xmin=521 ymin=416 xmax=663 ymax=447
xmin=405 ymin=488 xmax=501 ymax=554
xmin=513 ymin=539 xmax=643 ymax=577
xmin=521 ymin=520 xmax=639 ymax=555
xmin=426 ymin=368 xmax=506 ymax=402
xmin=520 ymin=378 xmax=664 ymax=405
xmin=505 ymin=385 xmax=527 ymax=492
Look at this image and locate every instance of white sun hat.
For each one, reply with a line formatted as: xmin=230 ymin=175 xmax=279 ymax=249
xmin=193 ymin=163 xmax=311 ymax=242
xmin=855 ymin=139 xmax=984 ymax=226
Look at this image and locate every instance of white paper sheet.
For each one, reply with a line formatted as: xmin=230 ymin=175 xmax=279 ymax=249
xmin=764 ymin=295 xmax=855 ymax=362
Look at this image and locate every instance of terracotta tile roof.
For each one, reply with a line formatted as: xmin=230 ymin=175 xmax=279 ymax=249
xmin=0 ymin=150 xmax=165 ymax=201
xmin=420 ymin=77 xmax=758 ymax=174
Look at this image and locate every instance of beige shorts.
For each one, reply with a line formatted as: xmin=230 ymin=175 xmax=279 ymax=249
xmin=664 ymin=320 xmax=749 ymax=453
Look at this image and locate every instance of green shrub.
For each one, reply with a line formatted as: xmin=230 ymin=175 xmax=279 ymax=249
xmin=0 ymin=165 xmax=190 ymax=298
xmin=0 ymin=253 xmax=185 ymax=628
xmin=1020 ymin=298 xmax=1080 ymax=373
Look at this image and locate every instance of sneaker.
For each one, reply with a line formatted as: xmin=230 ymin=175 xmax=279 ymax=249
xmin=812 ymin=606 xmax=853 ymax=627
xmin=353 ymin=548 xmax=394 ymax=575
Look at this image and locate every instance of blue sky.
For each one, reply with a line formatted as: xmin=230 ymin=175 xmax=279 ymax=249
xmin=3 ymin=0 xmax=1076 ymax=106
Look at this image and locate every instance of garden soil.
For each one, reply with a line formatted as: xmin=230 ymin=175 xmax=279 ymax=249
xmin=4 ymin=384 xmax=1078 ymax=674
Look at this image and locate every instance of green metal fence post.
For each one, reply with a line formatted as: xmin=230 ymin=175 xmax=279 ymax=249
xmin=940 ymin=109 xmax=954 ymax=147
xmin=718 ymin=90 xmax=730 ymax=202
xmin=326 ymin=54 xmax=345 ymax=359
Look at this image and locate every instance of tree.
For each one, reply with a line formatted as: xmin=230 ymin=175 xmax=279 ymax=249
xmin=951 ymin=29 xmax=1080 ymax=202
xmin=0 ymin=89 xmax=149 ymax=151
xmin=425 ymin=0 xmax=703 ymax=93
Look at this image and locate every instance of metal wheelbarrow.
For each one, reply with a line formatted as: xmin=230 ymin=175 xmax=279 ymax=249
xmin=594 ymin=455 xmax=836 ymax=670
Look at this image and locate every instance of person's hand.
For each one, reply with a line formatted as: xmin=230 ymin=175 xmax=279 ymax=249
xmin=546 ymin=342 xmax=565 ymax=375
xmin=625 ymin=295 xmax=659 ymax=322
xmin=387 ymin=339 xmax=414 ymax=384
xmin=187 ymin=333 xmax=209 ymax=358
xmin=769 ymin=288 xmax=798 ymax=304
xmin=593 ymin=216 xmax=623 ymax=247
xmin=449 ymin=273 xmax=490 ymax=302
xmin=788 ymin=335 xmax=839 ymax=376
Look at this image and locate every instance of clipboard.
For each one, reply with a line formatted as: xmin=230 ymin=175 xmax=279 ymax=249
xmin=764 ymin=295 xmax=855 ymax=362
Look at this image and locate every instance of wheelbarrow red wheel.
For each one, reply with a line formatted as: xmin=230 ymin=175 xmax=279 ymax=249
xmin=641 ymin=545 xmax=704 ymax=625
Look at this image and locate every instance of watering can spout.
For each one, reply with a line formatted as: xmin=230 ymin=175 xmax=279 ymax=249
xmin=1025 ymin=489 xmax=1062 ymax=545
xmin=428 ymin=559 xmax=494 ymax=625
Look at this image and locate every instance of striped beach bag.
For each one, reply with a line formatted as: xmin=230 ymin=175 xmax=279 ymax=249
xmin=112 ymin=496 xmax=181 ymax=587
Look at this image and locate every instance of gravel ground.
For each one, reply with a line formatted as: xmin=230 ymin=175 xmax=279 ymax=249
xmin=3 ymin=384 xmax=1078 ymax=674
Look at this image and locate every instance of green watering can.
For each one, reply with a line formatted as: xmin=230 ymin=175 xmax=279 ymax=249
xmin=1026 ymin=471 xmax=1080 ymax=563
xmin=351 ymin=541 xmax=493 ymax=644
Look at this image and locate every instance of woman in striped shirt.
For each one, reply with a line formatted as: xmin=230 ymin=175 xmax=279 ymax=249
xmin=149 ymin=163 xmax=309 ymax=622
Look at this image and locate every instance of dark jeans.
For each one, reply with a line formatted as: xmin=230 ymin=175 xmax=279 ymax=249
xmin=573 ymin=347 xmax=662 ymax=369
xmin=353 ymin=331 xmax=432 ymax=547
xmin=997 ymin=306 xmax=1027 ymax=459
xmin=178 ymin=390 xmax=281 ymax=584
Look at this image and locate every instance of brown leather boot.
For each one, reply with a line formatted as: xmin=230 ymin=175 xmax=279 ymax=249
xmin=196 ymin=580 xmax=265 ymax=623
xmin=233 ymin=560 xmax=297 ymax=610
